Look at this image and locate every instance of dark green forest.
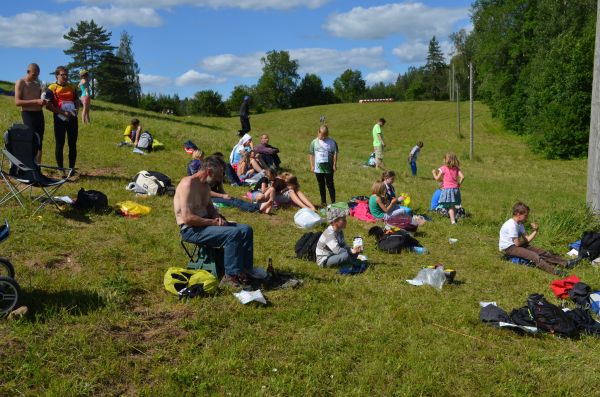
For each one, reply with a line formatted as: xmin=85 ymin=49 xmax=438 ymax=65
xmin=470 ymin=0 xmax=596 ymax=158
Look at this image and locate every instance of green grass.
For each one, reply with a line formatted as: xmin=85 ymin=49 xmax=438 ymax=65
xmin=0 ymin=94 xmax=599 ymax=396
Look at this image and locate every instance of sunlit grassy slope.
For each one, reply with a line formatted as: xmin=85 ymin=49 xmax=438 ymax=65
xmin=0 ymin=93 xmax=598 ymax=396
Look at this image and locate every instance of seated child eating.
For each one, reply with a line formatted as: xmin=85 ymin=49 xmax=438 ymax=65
xmin=316 ymin=208 xmax=365 ymax=267
xmin=499 ymin=201 xmax=579 ymax=275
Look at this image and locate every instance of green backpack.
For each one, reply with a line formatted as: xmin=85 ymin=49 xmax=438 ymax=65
xmin=164 ymin=267 xmax=218 ymax=298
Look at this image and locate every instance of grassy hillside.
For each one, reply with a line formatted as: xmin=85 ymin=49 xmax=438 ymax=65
xmin=0 ymin=94 xmax=598 ymax=396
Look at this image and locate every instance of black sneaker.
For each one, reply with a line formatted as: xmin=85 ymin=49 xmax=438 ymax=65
xmin=565 ymin=258 xmax=582 ymax=269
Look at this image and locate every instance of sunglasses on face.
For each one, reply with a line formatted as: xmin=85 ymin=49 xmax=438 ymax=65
xmin=58 ymin=73 xmax=68 ymax=77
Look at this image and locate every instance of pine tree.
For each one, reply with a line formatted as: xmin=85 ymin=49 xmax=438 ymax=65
xmin=116 ymin=31 xmax=141 ymax=106
xmin=63 ymin=20 xmax=115 ymax=97
xmin=425 ymin=36 xmax=448 ymax=100
xmin=94 ymin=53 xmax=133 ymax=105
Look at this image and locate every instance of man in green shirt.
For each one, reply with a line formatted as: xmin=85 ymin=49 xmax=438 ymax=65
xmin=372 ymin=118 xmax=386 ymax=170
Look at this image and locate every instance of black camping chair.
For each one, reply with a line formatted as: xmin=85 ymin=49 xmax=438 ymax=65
xmin=0 ymin=123 xmax=73 ymax=214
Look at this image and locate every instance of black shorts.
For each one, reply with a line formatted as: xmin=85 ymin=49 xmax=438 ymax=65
xmin=21 ymin=111 xmax=45 ymax=148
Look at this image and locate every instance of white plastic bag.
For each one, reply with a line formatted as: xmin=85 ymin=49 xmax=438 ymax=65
xmin=406 ymin=267 xmax=446 ymax=290
xmin=294 ymin=208 xmax=323 ymax=229
xmin=233 ymin=289 xmax=267 ymax=305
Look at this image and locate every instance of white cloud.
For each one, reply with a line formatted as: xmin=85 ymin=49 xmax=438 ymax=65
xmin=365 ymin=69 xmax=397 ymax=86
xmin=200 ymin=53 xmax=264 ymax=78
xmin=324 ymin=2 xmax=468 ymax=40
xmin=0 ymin=6 xmax=162 ymax=48
xmin=83 ymin=0 xmax=329 ymax=10
xmin=392 ymin=40 xmax=429 ymax=63
xmin=393 ymin=39 xmax=454 ymax=64
xmin=139 ymin=73 xmax=172 ymax=88
xmin=291 ymin=47 xmax=386 ymax=75
xmin=199 ymin=47 xmax=387 ymax=79
xmin=175 ymin=70 xmax=226 ymax=87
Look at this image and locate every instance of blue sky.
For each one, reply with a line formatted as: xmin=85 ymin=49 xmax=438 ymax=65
xmin=0 ymin=1 xmax=472 ymax=99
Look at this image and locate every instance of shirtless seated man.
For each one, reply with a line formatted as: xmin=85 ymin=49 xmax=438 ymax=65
xmin=174 ymin=155 xmax=254 ymax=287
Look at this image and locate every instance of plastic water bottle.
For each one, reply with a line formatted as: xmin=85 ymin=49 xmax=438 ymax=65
xmin=412 ymin=246 xmax=427 ymax=254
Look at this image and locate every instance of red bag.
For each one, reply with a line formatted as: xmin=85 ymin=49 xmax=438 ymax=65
xmin=551 ymin=275 xmax=581 ymax=299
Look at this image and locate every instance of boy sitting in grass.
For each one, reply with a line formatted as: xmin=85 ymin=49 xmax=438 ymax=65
xmin=123 ymin=118 xmax=142 ymax=146
xmin=499 ymin=201 xmax=579 ymax=275
xmin=316 ymin=208 xmax=365 ymax=268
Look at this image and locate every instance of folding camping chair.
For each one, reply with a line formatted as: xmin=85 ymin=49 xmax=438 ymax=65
xmin=0 ymin=124 xmax=73 ymax=215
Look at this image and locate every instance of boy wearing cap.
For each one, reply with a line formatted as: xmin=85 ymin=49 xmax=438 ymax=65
xmin=316 ymin=208 xmax=364 ymax=267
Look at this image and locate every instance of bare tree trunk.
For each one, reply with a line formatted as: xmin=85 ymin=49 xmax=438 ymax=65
xmin=469 ymin=62 xmax=474 ymax=160
xmin=588 ymin=0 xmax=600 ymax=213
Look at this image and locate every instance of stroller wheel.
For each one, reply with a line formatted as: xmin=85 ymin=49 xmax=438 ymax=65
xmin=0 ymin=276 xmax=21 ymax=314
xmin=0 ymin=258 xmax=15 ymax=279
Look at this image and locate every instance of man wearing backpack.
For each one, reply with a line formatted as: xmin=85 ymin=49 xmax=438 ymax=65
xmin=499 ymin=202 xmax=579 ymax=275
xmin=174 ymin=156 xmax=254 ymax=288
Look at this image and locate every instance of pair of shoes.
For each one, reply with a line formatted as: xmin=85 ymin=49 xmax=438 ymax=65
xmin=565 ymin=258 xmax=582 ymax=269
xmin=219 ymin=273 xmax=251 ymax=289
xmin=220 ymin=274 xmax=243 ymax=289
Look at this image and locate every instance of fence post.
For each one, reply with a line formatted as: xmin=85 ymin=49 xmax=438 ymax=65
xmin=469 ymin=62 xmax=474 ymax=160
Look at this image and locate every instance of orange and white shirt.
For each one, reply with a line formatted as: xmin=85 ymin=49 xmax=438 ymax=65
xmin=48 ymin=82 xmax=77 ymax=111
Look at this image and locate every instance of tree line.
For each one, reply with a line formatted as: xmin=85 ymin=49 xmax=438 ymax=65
xmin=61 ymin=20 xmax=450 ymax=117
xmin=63 ymin=6 xmax=596 ymax=159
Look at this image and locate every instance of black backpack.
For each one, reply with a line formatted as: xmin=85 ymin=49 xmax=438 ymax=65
xmin=527 ymin=293 xmax=578 ymax=337
xmin=368 ymin=226 xmax=420 ymax=253
xmin=74 ymin=188 xmax=108 ymax=211
xmin=295 ymin=232 xmax=322 ymax=262
xmin=578 ymin=231 xmax=600 ymax=261
xmin=509 ymin=306 xmax=536 ymax=327
xmin=568 ymin=282 xmax=591 ymax=308
xmin=146 ymin=171 xmax=172 ymax=190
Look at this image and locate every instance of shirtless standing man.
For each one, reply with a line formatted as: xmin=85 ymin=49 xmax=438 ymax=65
xmin=174 ymin=156 xmax=254 ymax=287
xmin=15 ymin=63 xmax=46 ymax=162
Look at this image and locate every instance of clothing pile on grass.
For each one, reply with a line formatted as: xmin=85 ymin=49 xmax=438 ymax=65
xmin=363 ymin=152 xmax=376 ymax=167
xmin=567 ymin=231 xmax=600 ymax=264
xmin=347 ymin=195 xmax=426 ymax=233
xmin=480 ymin=276 xmax=600 ymax=338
